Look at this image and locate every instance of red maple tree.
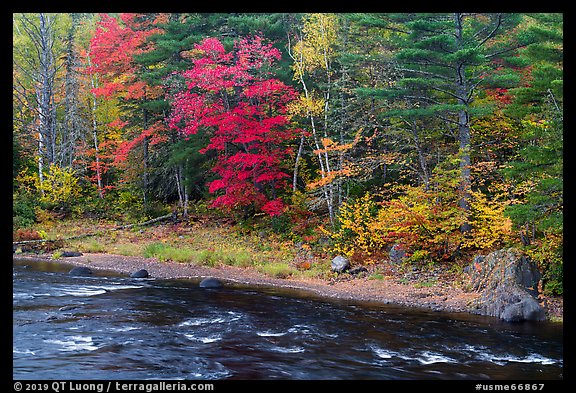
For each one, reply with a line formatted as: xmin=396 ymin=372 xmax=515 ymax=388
xmin=88 ymin=13 xmax=169 ymax=189
xmin=168 ymin=36 xmax=299 ymax=216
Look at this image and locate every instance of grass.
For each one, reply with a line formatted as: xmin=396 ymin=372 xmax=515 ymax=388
xmin=23 ymin=217 xmax=315 ymax=280
xmin=143 ymin=242 xmax=196 ymax=263
xmin=78 ymin=239 xmax=106 ymax=253
xmin=413 ymin=278 xmax=437 ymax=288
xmin=112 ymin=243 xmax=146 ymax=257
xmin=257 ymin=262 xmax=296 ymax=279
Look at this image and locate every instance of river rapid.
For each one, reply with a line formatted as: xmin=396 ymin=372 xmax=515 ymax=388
xmin=13 ymin=258 xmax=563 ymax=380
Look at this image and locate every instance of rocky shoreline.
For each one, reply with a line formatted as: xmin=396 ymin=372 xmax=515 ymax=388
xmin=13 ymin=251 xmax=562 ymax=322
xmin=14 ymin=252 xmax=482 ymax=315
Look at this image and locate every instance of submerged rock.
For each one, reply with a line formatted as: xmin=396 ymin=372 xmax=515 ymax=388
xmin=465 ymin=248 xmax=546 ymax=322
xmin=199 ymin=277 xmax=223 ymax=289
xmin=130 ymin=269 xmax=149 ymax=278
xmin=69 ymin=266 xmax=93 ymax=276
xmin=331 ymin=256 xmax=350 ymax=273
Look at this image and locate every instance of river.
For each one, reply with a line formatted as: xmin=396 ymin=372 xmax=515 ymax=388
xmin=13 ymin=258 xmax=563 ymax=380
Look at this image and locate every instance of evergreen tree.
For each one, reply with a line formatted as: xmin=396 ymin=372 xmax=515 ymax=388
xmin=357 ymin=13 xmax=529 ymax=232
xmin=502 ymin=13 xmax=563 ymax=294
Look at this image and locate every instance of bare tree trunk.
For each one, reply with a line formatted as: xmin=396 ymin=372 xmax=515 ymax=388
xmin=411 ymin=120 xmax=430 ymax=191
xmin=454 ymin=13 xmax=472 ymax=233
xmin=183 ymin=159 xmax=189 ymax=218
xmin=142 ymin=107 xmax=150 ymax=213
xmin=62 ymin=13 xmax=82 ymax=168
xmin=292 ymin=133 xmax=305 ymax=193
xmin=287 ymin=31 xmax=334 ymax=224
xmin=86 ymin=53 xmax=104 ymax=198
xmin=37 ymin=13 xmax=57 ymax=182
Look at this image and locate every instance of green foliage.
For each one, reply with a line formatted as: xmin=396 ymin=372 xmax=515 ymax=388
xmin=13 ymin=192 xmax=37 ymax=230
xmin=111 ymin=186 xmax=145 ymax=221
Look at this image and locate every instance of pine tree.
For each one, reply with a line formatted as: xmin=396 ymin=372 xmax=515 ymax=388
xmin=501 ymin=13 xmax=563 ymax=294
xmin=357 ymin=13 xmax=529 ymax=232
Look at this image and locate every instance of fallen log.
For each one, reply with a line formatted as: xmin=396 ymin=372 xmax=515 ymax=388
xmin=13 ymin=213 xmax=174 ymax=245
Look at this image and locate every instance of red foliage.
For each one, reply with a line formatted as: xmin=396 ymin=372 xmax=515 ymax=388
xmin=87 ymin=13 xmax=169 ymax=189
xmin=168 ymin=36 xmax=298 ymax=216
xmin=13 ymin=229 xmax=43 ymax=242
xmin=88 ymin=14 xmax=159 ymax=99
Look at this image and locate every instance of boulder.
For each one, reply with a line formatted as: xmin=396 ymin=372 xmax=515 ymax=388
xmin=199 ymin=277 xmax=223 ymax=289
xmin=465 ymin=248 xmax=546 ymax=322
xmin=130 ymin=269 xmax=149 ymax=278
xmin=389 ymin=243 xmax=408 ymax=264
xmin=69 ymin=266 xmax=93 ymax=276
xmin=331 ymin=255 xmax=350 ymax=273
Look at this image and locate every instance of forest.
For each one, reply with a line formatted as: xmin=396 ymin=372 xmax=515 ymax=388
xmin=12 ymin=13 xmax=563 ymax=295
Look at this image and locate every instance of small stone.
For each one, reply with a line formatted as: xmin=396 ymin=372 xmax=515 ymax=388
xmin=348 ymin=266 xmax=368 ymax=275
xmin=389 ymin=243 xmax=408 ymax=264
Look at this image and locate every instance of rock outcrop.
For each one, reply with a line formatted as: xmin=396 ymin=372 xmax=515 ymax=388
xmin=465 ymin=248 xmax=546 ymax=322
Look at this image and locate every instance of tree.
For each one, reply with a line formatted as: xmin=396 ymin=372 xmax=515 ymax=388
xmin=287 ymin=13 xmax=341 ymax=223
xmin=168 ymin=36 xmax=299 ymax=217
xmin=13 ymin=13 xmax=69 ymax=189
xmin=361 ymin=13 xmax=529 ymax=233
xmin=501 ymin=13 xmax=563 ymax=294
xmin=88 ymin=13 xmax=164 ymax=211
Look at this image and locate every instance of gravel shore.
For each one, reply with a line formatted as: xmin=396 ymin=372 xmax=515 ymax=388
xmin=14 ymin=252 xmax=482 ymax=315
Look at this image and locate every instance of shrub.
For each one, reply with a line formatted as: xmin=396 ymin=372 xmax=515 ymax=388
xmin=13 ymin=193 xmax=37 ymax=230
xmin=460 ymin=190 xmax=514 ymax=251
xmin=38 ymin=164 xmax=81 ymax=210
xmin=13 ymin=228 xmax=44 ymax=242
xmin=524 ymin=232 xmax=563 ymax=296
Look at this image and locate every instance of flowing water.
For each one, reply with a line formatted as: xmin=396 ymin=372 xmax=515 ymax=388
xmin=13 ymin=258 xmax=563 ymax=380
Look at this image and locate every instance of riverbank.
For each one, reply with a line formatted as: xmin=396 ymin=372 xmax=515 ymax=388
xmin=13 ymin=251 xmax=561 ymax=321
xmin=13 ymin=218 xmax=562 ymax=322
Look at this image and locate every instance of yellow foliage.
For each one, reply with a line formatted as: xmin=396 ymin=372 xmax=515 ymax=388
xmin=287 ymin=93 xmax=325 ymax=117
xmin=329 ymin=193 xmax=378 ymax=257
xmin=291 ymin=13 xmax=339 ymax=77
xmin=38 ymin=164 xmax=81 ymax=207
xmin=461 ymin=190 xmax=513 ymax=250
xmin=15 ymin=169 xmax=40 ymax=194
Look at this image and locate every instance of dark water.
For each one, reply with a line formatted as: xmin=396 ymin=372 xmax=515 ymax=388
xmin=13 ymin=258 xmax=563 ymax=380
